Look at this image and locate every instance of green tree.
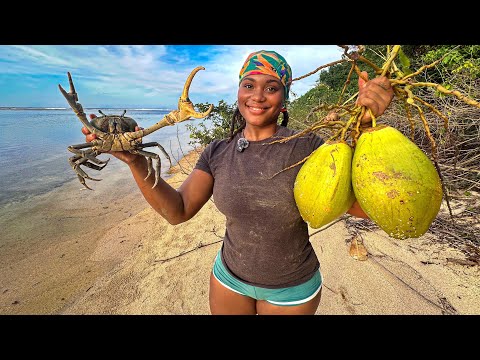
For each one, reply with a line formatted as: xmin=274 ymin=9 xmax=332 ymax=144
xmin=288 ymin=84 xmax=339 ymax=130
xmin=288 ymin=45 xmax=388 ymax=129
xmin=186 ymin=100 xmax=236 ymax=147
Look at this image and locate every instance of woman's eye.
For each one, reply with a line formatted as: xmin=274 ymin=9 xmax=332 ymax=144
xmin=243 ymin=83 xmax=253 ymax=89
xmin=266 ymin=86 xmax=278 ymax=92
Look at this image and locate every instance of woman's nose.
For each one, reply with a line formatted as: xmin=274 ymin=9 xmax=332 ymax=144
xmin=251 ymin=88 xmax=265 ymax=101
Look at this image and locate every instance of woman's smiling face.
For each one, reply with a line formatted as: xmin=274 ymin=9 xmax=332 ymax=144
xmin=237 ymin=74 xmax=285 ymax=128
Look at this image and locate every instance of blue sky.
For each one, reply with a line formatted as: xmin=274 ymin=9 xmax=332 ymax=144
xmin=0 ymin=45 xmax=342 ymax=109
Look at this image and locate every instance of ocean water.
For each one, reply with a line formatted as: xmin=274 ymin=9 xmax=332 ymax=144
xmin=0 ymin=108 xmax=206 ymax=206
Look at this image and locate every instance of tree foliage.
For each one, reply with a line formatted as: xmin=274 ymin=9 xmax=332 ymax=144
xmin=287 ymin=84 xmax=339 ymax=130
xmin=183 ymin=45 xmax=480 ymax=249
xmin=187 ymin=45 xmax=479 ymax=154
xmin=288 ymin=45 xmax=387 ymax=127
xmin=186 ymin=100 xmax=236 ymax=147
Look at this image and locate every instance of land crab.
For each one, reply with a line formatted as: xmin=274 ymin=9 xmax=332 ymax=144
xmin=59 ymin=66 xmax=213 ymax=190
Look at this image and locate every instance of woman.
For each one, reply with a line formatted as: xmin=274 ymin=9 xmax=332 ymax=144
xmin=82 ymin=50 xmax=394 ymax=315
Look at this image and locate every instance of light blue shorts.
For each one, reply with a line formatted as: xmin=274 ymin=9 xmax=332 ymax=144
xmin=212 ymin=250 xmax=322 ymax=306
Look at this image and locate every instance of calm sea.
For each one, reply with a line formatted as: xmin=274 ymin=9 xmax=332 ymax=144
xmin=0 ymin=108 xmax=206 ymax=206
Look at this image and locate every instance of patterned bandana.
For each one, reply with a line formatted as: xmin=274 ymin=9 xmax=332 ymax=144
xmin=239 ymin=50 xmax=293 ymax=100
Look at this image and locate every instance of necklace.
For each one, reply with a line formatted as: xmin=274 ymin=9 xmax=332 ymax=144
xmin=236 ymin=130 xmax=249 ymax=152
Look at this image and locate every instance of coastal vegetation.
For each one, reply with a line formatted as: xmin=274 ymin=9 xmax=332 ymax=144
xmin=186 ymin=45 xmax=480 ymax=251
xmin=188 ymin=45 xmax=480 ymax=191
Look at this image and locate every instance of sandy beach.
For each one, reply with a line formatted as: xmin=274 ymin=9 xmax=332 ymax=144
xmin=1 ymin=150 xmax=479 ymax=315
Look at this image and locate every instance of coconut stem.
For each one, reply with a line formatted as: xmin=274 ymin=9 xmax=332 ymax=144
xmin=381 ymin=45 xmax=401 ymax=77
xmin=368 ymin=108 xmax=377 ymax=127
xmin=410 ymin=102 xmax=438 ymax=163
xmin=341 ymin=114 xmax=359 ymax=141
xmin=336 ymin=61 xmax=357 ymax=106
xmin=411 ymin=82 xmax=480 ymax=108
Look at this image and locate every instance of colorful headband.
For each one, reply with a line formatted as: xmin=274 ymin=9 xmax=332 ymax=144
xmin=239 ymin=50 xmax=292 ymax=100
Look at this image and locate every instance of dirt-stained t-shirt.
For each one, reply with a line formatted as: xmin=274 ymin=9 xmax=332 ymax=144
xmin=195 ymin=126 xmax=324 ymax=288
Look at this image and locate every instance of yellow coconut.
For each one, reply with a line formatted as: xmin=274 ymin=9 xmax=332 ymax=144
xmin=351 ymin=125 xmax=443 ymax=239
xmin=294 ymin=140 xmax=356 ymax=228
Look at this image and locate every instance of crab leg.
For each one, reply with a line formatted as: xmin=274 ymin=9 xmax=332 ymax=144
xmin=138 ymin=142 xmax=172 ymax=165
xmin=58 ymin=72 xmax=107 ymax=138
xmin=69 ymin=154 xmax=108 ymax=171
xmin=128 ymin=66 xmax=214 ymax=139
xmin=68 ymin=155 xmax=103 ymax=190
xmin=68 ymin=150 xmax=110 ymax=169
xmin=67 ymin=143 xmax=109 ymax=163
xmin=137 ymin=142 xmax=172 ymax=187
xmin=131 ymin=149 xmax=161 ymax=186
xmin=67 ymin=144 xmax=109 ymax=189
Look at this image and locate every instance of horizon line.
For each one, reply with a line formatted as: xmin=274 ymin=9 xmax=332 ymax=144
xmin=0 ymin=106 xmax=176 ymax=111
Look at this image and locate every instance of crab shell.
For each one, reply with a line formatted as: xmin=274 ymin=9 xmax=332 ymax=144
xmin=90 ymin=115 xmax=139 ymax=133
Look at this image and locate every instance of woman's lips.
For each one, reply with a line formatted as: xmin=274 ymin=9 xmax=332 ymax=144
xmin=247 ymin=105 xmax=268 ymax=114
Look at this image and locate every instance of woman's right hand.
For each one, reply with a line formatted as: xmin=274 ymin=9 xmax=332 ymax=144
xmin=82 ymin=114 xmax=143 ymax=165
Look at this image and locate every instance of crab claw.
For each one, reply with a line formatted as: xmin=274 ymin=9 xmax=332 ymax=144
xmin=135 ymin=66 xmax=214 ymax=138
xmin=59 ymin=72 xmax=106 ymax=137
xmin=177 ymin=66 xmax=213 ymax=121
xmin=58 ymin=72 xmax=81 ymax=111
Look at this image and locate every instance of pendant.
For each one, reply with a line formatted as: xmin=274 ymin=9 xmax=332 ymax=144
xmin=236 ymin=137 xmax=249 ymax=152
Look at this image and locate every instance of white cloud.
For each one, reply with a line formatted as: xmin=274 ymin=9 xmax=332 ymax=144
xmin=0 ymin=45 xmax=344 ymax=107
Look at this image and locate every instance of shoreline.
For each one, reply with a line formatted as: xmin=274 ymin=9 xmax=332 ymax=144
xmin=0 ymin=152 xmax=189 ymax=315
xmin=1 ymin=149 xmax=479 ymax=315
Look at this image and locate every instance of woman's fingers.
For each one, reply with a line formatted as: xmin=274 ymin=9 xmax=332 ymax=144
xmin=357 ymin=73 xmax=394 ymax=123
xmin=82 ymin=114 xmax=97 ymax=141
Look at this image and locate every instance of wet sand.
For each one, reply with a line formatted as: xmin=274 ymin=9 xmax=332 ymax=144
xmin=1 ymin=151 xmax=479 ymax=315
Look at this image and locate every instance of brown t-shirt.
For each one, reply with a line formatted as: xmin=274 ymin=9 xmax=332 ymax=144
xmin=195 ymin=126 xmax=324 ymax=288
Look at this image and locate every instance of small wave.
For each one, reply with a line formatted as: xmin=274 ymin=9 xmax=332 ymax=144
xmin=128 ymin=108 xmax=172 ymax=111
xmin=0 ymin=107 xmax=67 ymax=111
xmin=84 ymin=108 xmax=173 ymax=111
xmin=1 ymin=107 xmax=173 ymax=111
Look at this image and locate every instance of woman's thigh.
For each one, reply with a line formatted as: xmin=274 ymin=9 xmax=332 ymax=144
xmin=209 ymin=272 xmax=257 ymax=315
xmin=256 ymin=288 xmax=322 ymax=315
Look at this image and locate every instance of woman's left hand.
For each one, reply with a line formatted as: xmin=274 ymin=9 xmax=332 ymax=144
xmin=356 ymin=71 xmax=394 ymax=125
